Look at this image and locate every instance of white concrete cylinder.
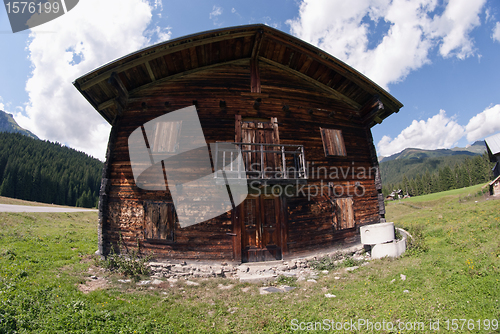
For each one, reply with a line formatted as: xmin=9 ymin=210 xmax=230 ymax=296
xmin=371 ymin=238 xmax=406 ymax=259
xmin=360 ymin=222 xmax=395 ymax=245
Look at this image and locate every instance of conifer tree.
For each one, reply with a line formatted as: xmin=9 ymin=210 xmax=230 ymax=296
xmin=0 ymin=132 xmax=102 ymax=207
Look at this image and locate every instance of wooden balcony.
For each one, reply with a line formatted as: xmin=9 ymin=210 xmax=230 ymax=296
xmin=213 ymin=142 xmax=307 ymax=185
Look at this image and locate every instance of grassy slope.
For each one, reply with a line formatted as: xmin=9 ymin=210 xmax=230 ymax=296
xmin=400 ymin=183 xmax=485 ymax=203
xmin=0 ymin=186 xmax=499 ymax=333
xmin=0 ymin=196 xmax=79 ymax=207
xmin=379 ymin=154 xmax=479 ymax=186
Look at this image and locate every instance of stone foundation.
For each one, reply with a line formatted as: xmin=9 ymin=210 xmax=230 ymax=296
xmin=147 ymin=244 xmax=369 ymax=282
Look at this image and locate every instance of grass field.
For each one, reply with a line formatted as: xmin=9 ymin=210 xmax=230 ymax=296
xmin=400 ymin=183 xmax=487 ymax=203
xmin=0 ymin=196 xmax=79 ymax=208
xmin=0 ymin=185 xmax=499 ymax=333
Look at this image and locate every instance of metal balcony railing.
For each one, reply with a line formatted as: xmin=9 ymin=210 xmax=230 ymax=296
xmin=213 ymin=142 xmax=307 ymax=183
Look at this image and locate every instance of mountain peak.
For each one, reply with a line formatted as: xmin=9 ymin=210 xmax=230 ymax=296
xmin=0 ymin=110 xmax=39 ymax=140
xmin=379 ymin=144 xmax=486 ymax=163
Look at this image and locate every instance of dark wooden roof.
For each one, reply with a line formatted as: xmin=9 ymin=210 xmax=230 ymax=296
xmin=74 ymin=24 xmax=403 ymax=127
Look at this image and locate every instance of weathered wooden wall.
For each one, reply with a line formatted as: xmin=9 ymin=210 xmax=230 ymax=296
xmin=103 ymin=60 xmax=380 ymax=260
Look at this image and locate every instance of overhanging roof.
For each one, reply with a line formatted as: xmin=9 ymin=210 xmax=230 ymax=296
xmin=485 ymin=133 xmax=500 ymax=160
xmin=74 ymin=24 xmax=403 ymax=126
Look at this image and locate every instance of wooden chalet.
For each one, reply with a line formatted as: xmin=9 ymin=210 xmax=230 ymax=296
xmin=485 ymin=133 xmax=500 ymax=178
xmin=74 ymin=25 xmax=403 ymax=262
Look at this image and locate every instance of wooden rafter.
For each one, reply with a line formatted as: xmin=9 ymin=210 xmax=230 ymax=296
xmin=108 ymin=72 xmax=128 ymax=115
xmin=78 ymin=31 xmax=255 ymax=91
xmin=264 ymin=33 xmax=390 ymax=105
xmin=250 ymin=30 xmax=263 ymax=93
xmin=144 ymin=61 xmax=156 ymax=82
xmin=109 ymin=72 xmax=128 ymax=99
xmin=97 ymin=58 xmax=251 ymax=116
xmin=373 ymin=116 xmax=383 ymax=124
xmin=98 ymin=99 xmax=115 ymax=111
xmin=251 ymin=29 xmax=264 ymax=59
xmin=361 ymin=95 xmax=384 ymax=126
xmin=259 ymin=57 xmax=361 ymax=110
xmin=129 ymin=58 xmax=249 ymax=96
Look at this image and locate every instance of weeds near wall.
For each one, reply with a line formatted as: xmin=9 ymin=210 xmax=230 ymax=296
xmin=96 ymin=237 xmax=151 ymax=278
xmin=310 ymin=254 xmax=340 ymax=271
xmin=342 ymin=257 xmax=363 ymax=268
xmin=310 ymin=254 xmax=364 ymax=271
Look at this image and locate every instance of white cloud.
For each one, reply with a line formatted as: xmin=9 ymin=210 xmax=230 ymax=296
xmin=18 ymin=0 xmax=165 ymax=160
xmin=377 ymin=104 xmax=500 ymax=157
xmin=152 ymin=0 xmax=163 ymax=11
xmin=287 ymin=0 xmax=486 ymax=89
xmin=433 ymin=0 xmax=485 ymax=59
xmin=210 ymin=5 xmax=223 ymax=19
xmin=231 ymin=8 xmax=236 ymax=14
xmin=492 ymin=22 xmax=500 ymax=42
xmin=465 ymin=104 xmax=500 ymax=142
xmin=209 ymin=5 xmax=223 ymax=26
xmin=146 ymin=26 xmax=172 ymax=44
xmin=0 ymin=96 xmax=12 ymax=112
xmin=377 ymin=110 xmax=465 ymax=157
xmin=485 ymin=8 xmax=492 ymax=23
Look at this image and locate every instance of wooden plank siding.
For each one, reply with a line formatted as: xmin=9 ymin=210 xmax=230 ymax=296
xmin=100 ymin=60 xmax=381 ymax=260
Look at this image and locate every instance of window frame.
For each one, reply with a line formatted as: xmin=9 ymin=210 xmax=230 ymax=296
xmin=143 ymin=201 xmax=177 ymax=244
xmin=319 ymin=128 xmax=347 ymax=157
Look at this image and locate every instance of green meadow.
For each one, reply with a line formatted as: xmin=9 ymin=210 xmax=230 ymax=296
xmin=0 ymin=186 xmax=499 ymax=333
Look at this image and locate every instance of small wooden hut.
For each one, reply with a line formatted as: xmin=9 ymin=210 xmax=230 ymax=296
xmin=489 ymin=175 xmax=500 ymax=196
xmin=74 ymin=25 xmax=403 ymax=262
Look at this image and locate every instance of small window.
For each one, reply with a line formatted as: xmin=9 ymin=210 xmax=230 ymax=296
xmin=144 ymin=202 xmax=177 ymax=242
xmin=320 ymin=128 xmax=346 ymax=157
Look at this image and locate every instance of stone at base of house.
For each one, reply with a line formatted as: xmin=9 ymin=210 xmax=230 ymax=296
xmin=147 ymin=243 xmax=369 ymax=282
xmin=148 ymin=262 xmax=235 ymax=279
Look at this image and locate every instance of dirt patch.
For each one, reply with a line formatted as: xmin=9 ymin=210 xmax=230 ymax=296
xmin=77 ymin=265 xmax=108 ymax=293
xmin=78 ymin=276 xmax=108 ymax=294
xmin=79 ymin=254 xmax=95 ymax=263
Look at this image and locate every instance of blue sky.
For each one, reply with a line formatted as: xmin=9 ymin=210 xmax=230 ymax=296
xmin=1 ymin=0 xmax=500 ymax=160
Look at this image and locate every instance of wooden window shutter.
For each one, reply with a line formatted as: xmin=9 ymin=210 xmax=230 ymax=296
xmin=332 ymin=197 xmax=355 ymax=230
xmin=320 ymin=128 xmax=347 ymax=157
xmin=144 ymin=202 xmax=176 ymax=241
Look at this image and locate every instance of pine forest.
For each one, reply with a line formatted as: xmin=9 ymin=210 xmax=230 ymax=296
xmin=0 ymin=132 xmax=103 ymax=208
xmin=381 ymin=153 xmax=494 ymax=198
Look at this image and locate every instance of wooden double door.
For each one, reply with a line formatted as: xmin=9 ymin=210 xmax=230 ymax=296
xmin=235 ymin=115 xmax=281 ymax=178
xmin=234 ymin=115 xmax=286 ymax=262
xmin=240 ymin=195 xmax=284 ymax=262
